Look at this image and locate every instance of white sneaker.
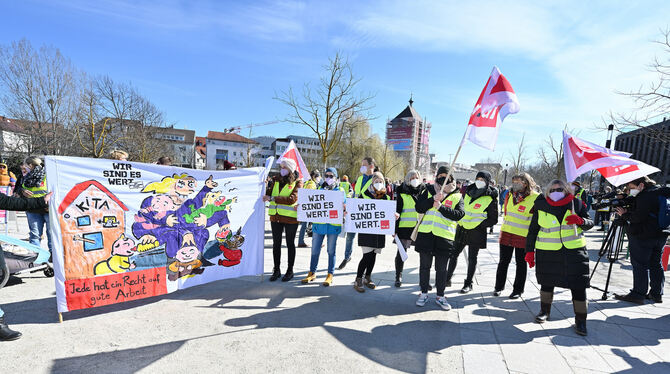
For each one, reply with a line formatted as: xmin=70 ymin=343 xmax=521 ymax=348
xmin=436 ymin=296 xmax=452 ymax=310
xmin=416 ymin=293 xmax=428 ymax=307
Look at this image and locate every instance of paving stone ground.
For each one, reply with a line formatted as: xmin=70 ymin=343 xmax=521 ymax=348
xmin=1 ymin=212 xmax=669 ymax=373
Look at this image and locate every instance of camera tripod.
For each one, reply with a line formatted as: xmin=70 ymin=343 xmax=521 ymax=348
xmin=589 ymin=217 xmax=626 ymax=300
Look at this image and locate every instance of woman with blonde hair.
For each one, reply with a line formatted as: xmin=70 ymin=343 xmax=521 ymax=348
xmin=494 ymin=172 xmax=539 ymax=299
xmin=109 ymin=149 xmax=129 ymax=161
xmin=22 ymin=156 xmax=54 ymax=260
xmin=525 ymin=179 xmax=593 ymax=336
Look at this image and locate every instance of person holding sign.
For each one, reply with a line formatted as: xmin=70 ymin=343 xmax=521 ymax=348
xmin=353 ymin=171 xmax=390 ymax=293
xmin=301 ymin=167 xmax=345 ymax=286
xmin=414 ymin=167 xmax=465 ymax=310
xmin=525 ymin=179 xmax=592 ymax=336
xmin=0 ymin=190 xmax=53 ymax=341
xmin=494 ymin=173 xmax=539 ymax=299
xmin=447 ymin=170 xmax=499 ymax=294
xmin=394 ymin=169 xmax=426 ymax=287
xmin=340 ymin=157 xmax=377 ymax=270
xmin=263 ymin=159 xmax=303 ymax=282
xmin=298 ymin=170 xmax=321 ymax=248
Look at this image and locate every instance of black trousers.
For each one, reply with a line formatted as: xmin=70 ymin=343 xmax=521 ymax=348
xmin=357 ymin=251 xmax=377 ymax=278
xmin=540 ymin=285 xmax=586 ymax=301
xmin=494 ymin=244 xmax=527 ymax=293
xmin=419 ymin=251 xmax=448 ymax=296
xmin=270 ymin=221 xmax=298 ymax=270
xmin=446 ymin=242 xmax=480 ymax=285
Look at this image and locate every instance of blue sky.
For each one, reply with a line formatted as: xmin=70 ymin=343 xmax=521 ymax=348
xmin=2 ymin=0 xmax=669 ymax=166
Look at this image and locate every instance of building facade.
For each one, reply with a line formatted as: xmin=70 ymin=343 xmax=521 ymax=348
xmin=252 ymin=136 xmax=276 ymax=167
xmin=159 ymin=127 xmax=196 ymax=168
xmin=194 ymin=136 xmax=206 ymax=169
xmin=614 ymin=118 xmax=670 ymax=185
xmin=206 ymin=131 xmax=259 ymax=170
xmin=385 ymin=97 xmax=432 ymax=177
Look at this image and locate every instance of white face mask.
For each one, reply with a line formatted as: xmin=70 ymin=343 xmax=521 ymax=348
xmin=325 ymin=177 xmax=335 ymax=186
xmin=548 ymin=191 xmax=565 ymax=201
xmin=410 ymin=179 xmax=420 ymax=188
xmin=360 ymin=166 xmax=367 ymax=174
xmin=475 ymin=180 xmax=486 ymax=189
xmin=314 ymin=177 xmax=321 ymax=184
xmin=629 ymin=188 xmax=640 ymax=197
xmin=373 ymin=182 xmax=385 ymax=191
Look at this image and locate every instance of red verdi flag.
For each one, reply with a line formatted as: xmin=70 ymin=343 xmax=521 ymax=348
xmin=278 ymin=140 xmax=310 ymax=181
xmin=465 ymin=66 xmax=520 ymax=151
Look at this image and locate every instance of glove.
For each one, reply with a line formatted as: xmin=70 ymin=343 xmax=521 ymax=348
xmin=565 ymin=214 xmax=585 ymax=225
xmin=525 ymin=252 xmax=535 ymax=268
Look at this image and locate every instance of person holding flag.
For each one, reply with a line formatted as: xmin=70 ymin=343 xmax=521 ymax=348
xmin=446 ymin=170 xmax=498 ymax=293
xmin=339 ymin=156 xmax=377 ymax=270
xmin=263 ymin=159 xmax=303 ymax=282
xmin=525 ymin=179 xmax=593 ymax=336
xmin=414 ymin=167 xmax=464 ymax=310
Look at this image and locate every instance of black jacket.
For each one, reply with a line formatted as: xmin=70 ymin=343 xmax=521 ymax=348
xmin=454 ymin=184 xmax=498 ymax=249
xmin=525 ymin=195 xmax=593 ymax=289
xmin=394 ymin=183 xmax=427 ymax=241
xmin=414 ymin=184 xmax=465 ymax=254
xmin=0 ymin=193 xmax=47 ymax=211
xmin=357 ymin=189 xmax=389 ymax=249
xmin=623 ymin=185 xmax=670 ymax=239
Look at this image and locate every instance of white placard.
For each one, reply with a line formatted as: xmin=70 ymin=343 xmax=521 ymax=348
xmin=344 ymin=198 xmax=396 ymax=235
xmin=296 ymin=188 xmax=344 ymax=224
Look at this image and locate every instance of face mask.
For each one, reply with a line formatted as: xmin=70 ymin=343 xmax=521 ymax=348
xmin=435 ymin=177 xmax=446 ymax=186
xmin=360 ymin=166 xmax=367 ymax=174
xmin=373 ymin=182 xmax=385 ymax=191
xmin=629 ymin=188 xmax=640 ymax=197
xmin=325 ymin=177 xmax=335 ymax=186
xmin=512 ymin=183 xmax=524 ymax=192
xmin=280 ymin=169 xmax=288 ymax=177
xmin=475 ymin=180 xmax=486 ymax=189
xmin=410 ymin=179 xmax=420 ymax=188
xmin=314 ymin=177 xmax=321 ymax=184
xmin=549 ymin=191 xmax=565 ymax=201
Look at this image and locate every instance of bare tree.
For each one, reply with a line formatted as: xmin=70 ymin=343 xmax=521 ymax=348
xmin=275 ymin=52 xmax=375 ymax=167
xmin=537 ymin=132 xmax=564 ymax=181
xmin=508 ymin=133 xmax=528 ymax=174
xmin=0 ymin=39 xmax=80 ymax=156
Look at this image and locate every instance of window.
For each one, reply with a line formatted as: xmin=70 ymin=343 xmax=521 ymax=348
xmin=82 ymin=232 xmax=104 ymax=252
xmin=76 ymin=216 xmax=91 ymax=227
xmin=216 ymin=149 xmax=228 ymax=160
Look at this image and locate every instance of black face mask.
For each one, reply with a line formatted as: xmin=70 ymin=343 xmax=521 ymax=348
xmin=435 ymin=177 xmax=446 ymax=186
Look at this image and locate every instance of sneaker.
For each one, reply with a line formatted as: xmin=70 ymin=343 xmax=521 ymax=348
xmin=509 ymin=291 xmax=522 ymax=299
xmin=416 ymin=293 xmax=429 ymax=307
xmin=436 ymin=296 xmax=452 ymax=310
xmin=493 ymin=289 xmax=502 ymax=297
xmin=614 ymin=293 xmax=644 ymax=305
xmin=460 ymin=284 xmax=473 ymax=294
xmin=338 ymin=258 xmax=351 ymax=270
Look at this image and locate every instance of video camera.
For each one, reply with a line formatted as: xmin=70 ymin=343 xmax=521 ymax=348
xmin=591 ymin=191 xmax=635 ymax=210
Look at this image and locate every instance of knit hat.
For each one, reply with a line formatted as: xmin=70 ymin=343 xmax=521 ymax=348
xmin=475 ymin=170 xmax=492 ymax=186
xmin=324 ymin=167 xmax=338 ymax=178
xmin=436 ymin=165 xmax=449 ymax=176
xmin=280 ymin=159 xmax=297 ymax=173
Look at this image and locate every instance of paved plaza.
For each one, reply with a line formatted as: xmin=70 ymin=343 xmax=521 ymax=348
xmin=1 ymin=214 xmax=670 ymax=373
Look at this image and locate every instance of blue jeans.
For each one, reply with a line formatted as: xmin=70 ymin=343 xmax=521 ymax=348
xmin=344 ymin=232 xmax=356 ymax=260
xmin=27 ymin=212 xmax=54 ymax=254
xmin=0 ymin=306 xmax=3 ymax=317
xmin=310 ymin=232 xmax=338 ymax=274
xmin=629 ymin=235 xmax=667 ymax=298
xmin=298 ymin=222 xmax=308 ymax=245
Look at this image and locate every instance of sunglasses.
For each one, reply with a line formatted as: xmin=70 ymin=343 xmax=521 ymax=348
xmin=324 ymin=174 xmax=335 ymax=178
xmin=549 ymin=188 xmax=563 ymax=193
xmin=0 ymin=166 xmax=6 ymax=169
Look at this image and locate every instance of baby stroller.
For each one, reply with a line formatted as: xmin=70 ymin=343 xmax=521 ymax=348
xmin=0 ymin=234 xmax=54 ymax=289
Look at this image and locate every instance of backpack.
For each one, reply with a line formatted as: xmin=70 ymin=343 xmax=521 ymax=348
xmin=652 ymin=187 xmax=670 ymax=231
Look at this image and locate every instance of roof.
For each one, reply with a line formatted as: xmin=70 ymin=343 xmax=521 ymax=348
xmin=393 ymin=105 xmax=422 ymax=122
xmin=58 ymin=180 xmax=129 ymax=214
xmin=195 ymin=136 xmax=206 ymax=157
xmin=0 ymin=116 xmax=34 ymax=134
xmin=162 ymin=127 xmax=195 ymax=144
xmin=207 ymin=131 xmax=258 ymax=144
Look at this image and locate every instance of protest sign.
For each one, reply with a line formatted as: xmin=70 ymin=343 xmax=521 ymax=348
xmin=46 ymin=156 xmax=267 ymax=314
xmin=395 ymin=235 xmax=408 ymax=262
xmin=297 ymin=188 xmax=343 ymax=224
xmin=344 ymin=198 xmax=395 ymax=235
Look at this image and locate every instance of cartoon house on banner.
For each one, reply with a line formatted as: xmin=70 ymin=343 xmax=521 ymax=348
xmin=58 ymin=180 xmax=129 ymax=280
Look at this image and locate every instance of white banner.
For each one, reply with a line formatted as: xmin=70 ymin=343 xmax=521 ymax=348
xmin=344 ymin=198 xmax=396 ymax=235
xmin=296 ymin=188 xmax=344 ymax=224
xmin=46 ymin=156 xmax=266 ymax=313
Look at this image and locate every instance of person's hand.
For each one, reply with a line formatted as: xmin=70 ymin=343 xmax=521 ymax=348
xmin=262 ymin=195 xmax=271 ymax=202
xmin=139 ymin=235 xmax=157 ymax=244
xmin=565 ymin=214 xmax=584 ymax=225
xmin=194 ymin=213 xmax=207 ymax=227
xmin=182 ymin=233 xmax=195 ymax=246
xmin=433 ymin=200 xmax=441 ymax=209
xmin=615 ymin=207 xmax=627 ymax=216
xmin=205 ymin=175 xmax=218 ymax=188
xmin=525 ymin=252 xmax=535 ymax=268
xmin=43 ymin=192 xmax=53 ymax=205
xmin=434 ymin=193 xmax=445 ymax=202
xmin=394 ymin=212 xmax=400 ymax=220
xmin=166 ymin=214 xmax=178 ymax=227
xmin=23 ymin=190 xmax=33 ymax=198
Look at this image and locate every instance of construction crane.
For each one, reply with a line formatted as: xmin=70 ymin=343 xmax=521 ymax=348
xmin=222 ymin=120 xmax=280 ymax=134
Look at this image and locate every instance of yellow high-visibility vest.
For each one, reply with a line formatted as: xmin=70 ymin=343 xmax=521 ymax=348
xmin=535 ymin=209 xmax=587 ymax=250
xmin=23 ymin=175 xmax=47 ymax=198
xmin=417 ymin=192 xmax=461 ymax=240
xmin=354 ymin=175 xmax=374 ymax=199
xmin=459 ymin=194 xmax=493 ymax=229
xmin=500 ymin=191 xmax=539 ymax=237
xmin=268 ymin=181 xmax=297 ymax=218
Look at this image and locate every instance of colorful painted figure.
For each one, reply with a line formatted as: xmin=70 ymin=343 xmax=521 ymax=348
xmin=93 ymin=234 xmax=137 ymax=275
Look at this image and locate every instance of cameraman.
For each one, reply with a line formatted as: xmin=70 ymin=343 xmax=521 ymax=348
xmin=614 ymin=176 xmax=670 ymax=305
xmin=594 ymin=186 xmax=613 ymax=231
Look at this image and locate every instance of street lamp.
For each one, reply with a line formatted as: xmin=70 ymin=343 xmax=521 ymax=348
xmin=503 ymin=163 xmax=509 ymax=186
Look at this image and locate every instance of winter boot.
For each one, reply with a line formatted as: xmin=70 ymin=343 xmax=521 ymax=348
xmin=394 ymin=272 xmax=402 ymax=288
xmin=301 ymin=272 xmax=316 ymax=284
xmin=0 ymin=317 xmax=22 ymax=341
xmin=363 ymin=275 xmax=376 ymax=289
xmin=322 ymin=273 xmax=333 ymax=287
xmin=269 ymin=267 xmax=281 ymax=282
xmin=573 ymin=300 xmax=588 ymax=336
xmin=535 ymin=291 xmax=553 ymax=323
xmin=353 ymin=277 xmax=365 ymax=293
